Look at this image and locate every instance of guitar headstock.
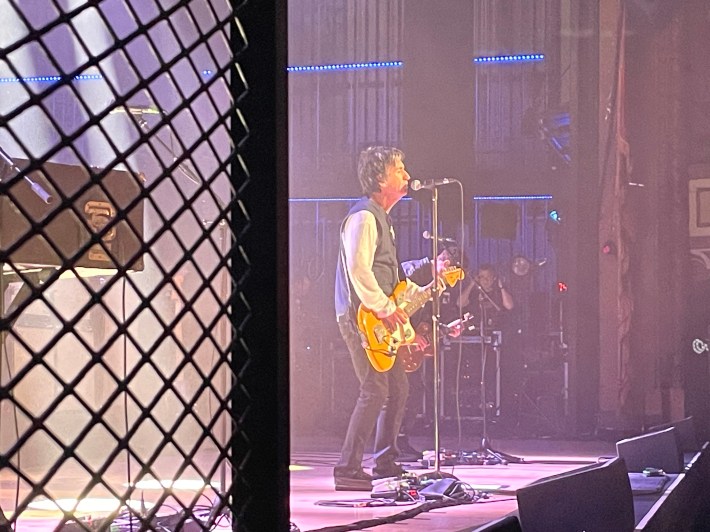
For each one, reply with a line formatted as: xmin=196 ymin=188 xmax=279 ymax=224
xmin=442 ymin=266 xmax=464 ymax=288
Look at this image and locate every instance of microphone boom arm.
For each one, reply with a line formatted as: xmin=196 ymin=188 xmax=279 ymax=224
xmin=0 ymin=145 xmax=53 ymax=204
xmin=133 ymin=116 xmax=200 ymax=185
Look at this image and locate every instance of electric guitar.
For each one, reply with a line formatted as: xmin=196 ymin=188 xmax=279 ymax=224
xmin=357 ymin=267 xmax=464 ymax=372
xmin=400 ymin=322 xmax=432 ymax=373
xmin=399 ymin=313 xmax=477 ymax=373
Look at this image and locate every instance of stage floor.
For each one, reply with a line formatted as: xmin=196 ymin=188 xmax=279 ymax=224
xmin=290 ymin=435 xmax=617 ymax=531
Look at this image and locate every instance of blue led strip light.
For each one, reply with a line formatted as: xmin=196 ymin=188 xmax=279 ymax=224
xmin=473 ymin=54 xmax=544 ymax=64
xmin=473 ymin=195 xmax=553 ymax=201
xmin=0 ymin=73 xmax=103 ymax=84
xmin=287 ymin=60 xmax=403 ymax=73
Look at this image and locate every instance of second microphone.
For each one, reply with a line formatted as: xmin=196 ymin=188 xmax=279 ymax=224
xmin=422 ymin=230 xmax=457 ymax=244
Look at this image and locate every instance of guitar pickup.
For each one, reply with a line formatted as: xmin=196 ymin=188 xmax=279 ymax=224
xmin=373 ymin=324 xmax=388 ymax=344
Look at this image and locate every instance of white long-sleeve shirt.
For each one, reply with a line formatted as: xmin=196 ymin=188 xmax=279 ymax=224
xmin=342 ymin=210 xmax=421 ymax=318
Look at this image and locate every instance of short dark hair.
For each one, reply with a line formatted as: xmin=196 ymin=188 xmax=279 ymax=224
xmin=357 ymin=146 xmax=404 ymax=196
xmin=478 ymin=263 xmax=497 ymax=274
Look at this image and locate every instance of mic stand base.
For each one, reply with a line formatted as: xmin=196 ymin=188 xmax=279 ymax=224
xmin=470 ymin=435 xmax=525 ymax=466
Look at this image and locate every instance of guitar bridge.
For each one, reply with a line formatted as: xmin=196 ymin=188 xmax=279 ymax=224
xmin=373 ymin=324 xmax=387 ymax=344
xmin=373 ymin=324 xmax=398 ymax=357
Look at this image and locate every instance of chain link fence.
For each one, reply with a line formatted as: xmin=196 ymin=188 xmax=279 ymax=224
xmin=0 ymin=1 xmax=258 ymax=529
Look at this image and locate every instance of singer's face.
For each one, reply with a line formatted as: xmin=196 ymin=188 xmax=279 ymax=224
xmin=379 ymin=156 xmax=410 ymax=199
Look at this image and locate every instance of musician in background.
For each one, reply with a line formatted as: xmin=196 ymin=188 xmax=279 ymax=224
xmin=458 ymin=263 xmax=514 ymax=324
xmin=333 ymin=146 xmax=431 ymax=491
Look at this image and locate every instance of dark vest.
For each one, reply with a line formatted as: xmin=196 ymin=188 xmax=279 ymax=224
xmin=334 ymin=197 xmax=399 ymax=318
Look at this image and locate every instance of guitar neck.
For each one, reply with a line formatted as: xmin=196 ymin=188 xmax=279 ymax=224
xmin=401 ymin=267 xmax=462 ymax=318
xmin=403 ymin=286 xmax=433 ymax=318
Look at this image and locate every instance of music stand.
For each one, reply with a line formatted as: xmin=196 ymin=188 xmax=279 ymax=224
xmin=471 ymin=277 xmax=523 ymax=465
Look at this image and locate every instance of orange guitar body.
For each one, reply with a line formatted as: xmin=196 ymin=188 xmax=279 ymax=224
xmin=356 ymin=267 xmax=464 ymax=372
xmin=357 ymin=281 xmax=416 ymax=372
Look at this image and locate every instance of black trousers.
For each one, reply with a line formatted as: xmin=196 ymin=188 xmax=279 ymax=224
xmin=334 ymin=318 xmax=409 ymax=474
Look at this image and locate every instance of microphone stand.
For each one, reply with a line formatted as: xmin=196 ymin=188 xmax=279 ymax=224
xmin=471 ymin=279 xmax=524 ymax=465
xmin=420 ymin=182 xmax=461 ymax=480
xmin=422 ymin=190 xmax=460 ymax=480
xmin=429 ymin=187 xmax=443 ymax=474
xmin=132 ymin=115 xmax=201 ymax=185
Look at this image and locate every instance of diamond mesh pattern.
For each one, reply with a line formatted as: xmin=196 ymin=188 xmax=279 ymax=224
xmin=0 ymin=1 xmax=247 ymax=529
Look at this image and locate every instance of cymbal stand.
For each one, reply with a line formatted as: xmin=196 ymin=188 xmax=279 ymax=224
xmin=472 ymin=279 xmax=524 ymax=465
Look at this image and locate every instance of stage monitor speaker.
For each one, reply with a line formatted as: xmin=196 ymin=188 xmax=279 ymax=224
xmin=616 ymin=426 xmax=684 ymax=473
xmin=471 ymin=515 xmax=521 ymax=532
xmin=647 ymin=416 xmax=699 ymax=453
xmin=480 ymin=203 xmax=518 ymax=240
xmin=516 ymin=457 xmax=634 ymax=532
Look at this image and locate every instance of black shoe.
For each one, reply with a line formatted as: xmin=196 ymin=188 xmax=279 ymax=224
xmin=334 ymin=469 xmax=373 ymax=491
xmin=372 ymin=463 xmax=407 ymax=479
xmin=397 ymin=439 xmax=422 ymax=462
xmin=400 ymin=441 xmax=420 ymax=453
xmin=398 ymin=450 xmax=422 ymax=462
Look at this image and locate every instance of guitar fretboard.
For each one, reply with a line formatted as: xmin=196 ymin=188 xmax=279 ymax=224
xmin=402 ymin=268 xmax=462 ymax=318
xmin=404 ymin=288 xmax=432 ymax=317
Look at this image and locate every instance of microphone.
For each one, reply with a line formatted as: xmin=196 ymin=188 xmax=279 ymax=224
xmin=29 ymin=180 xmax=53 ymax=204
xmin=109 ymin=104 xmax=163 ymax=116
xmin=410 ymin=178 xmax=456 ymax=191
xmin=422 ymin=230 xmax=456 ymax=244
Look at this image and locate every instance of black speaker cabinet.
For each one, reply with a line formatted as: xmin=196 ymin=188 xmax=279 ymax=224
xmin=516 ymin=457 xmax=634 ymax=532
xmin=471 ymin=515 xmax=522 ymax=532
xmin=0 ymin=158 xmax=145 ymax=271
xmin=647 ymin=416 xmax=700 ymax=453
xmin=616 ymin=426 xmax=684 ymax=473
